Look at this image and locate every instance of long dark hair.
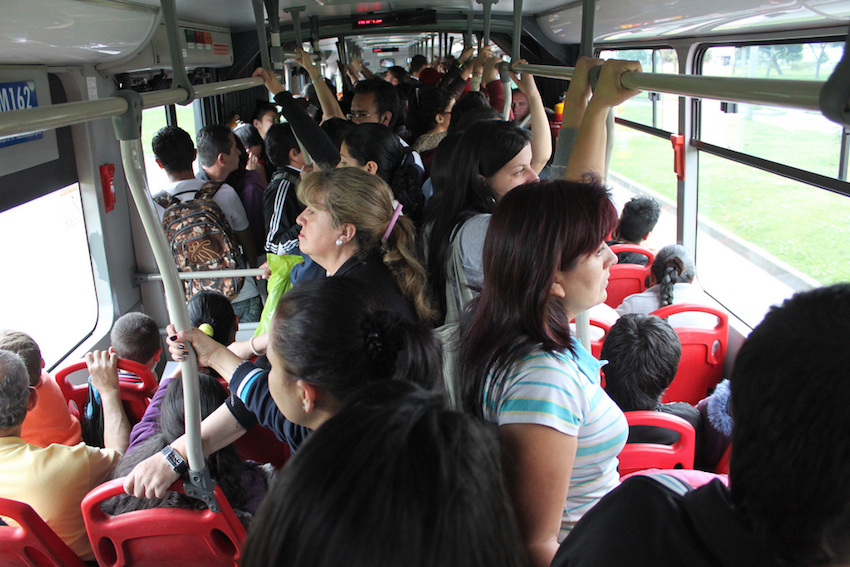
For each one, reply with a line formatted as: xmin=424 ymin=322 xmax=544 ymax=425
xmin=343 ymin=123 xmax=424 ymax=222
xmin=409 ymin=86 xmax=453 ymax=140
xmin=270 ymin=277 xmax=442 ymax=401
xmin=424 ymin=120 xmax=531 ymax=323
xmin=187 ymin=290 xmax=235 ymax=346
xmin=104 ymin=375 xmax=248 ymax=515
xmin=459 ymin=179 xmax=618 ymax=417
xmin=241 ymin=381 xmax=526 ymax=567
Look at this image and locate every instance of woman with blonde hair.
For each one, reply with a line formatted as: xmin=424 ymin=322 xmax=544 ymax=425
xmin=295 ymin=167 xmax=434 ymax=323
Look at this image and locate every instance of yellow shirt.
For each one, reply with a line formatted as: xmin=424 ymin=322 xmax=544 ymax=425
xmin=0 ymin=437 xmax=120 ymax=560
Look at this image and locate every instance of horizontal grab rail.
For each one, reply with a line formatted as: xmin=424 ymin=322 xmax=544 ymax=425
xmin=136 ymin=268 xmax=266 ymax=282
xmin=0 ymin=77 xmax=264 ymax=138
xmin=511 ymin=63 xmax=824 ymax=112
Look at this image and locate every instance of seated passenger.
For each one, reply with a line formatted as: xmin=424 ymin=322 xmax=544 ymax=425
xmin=241 ymin=381 xmax=526 ymax=567
xmin=601 ymin=314 xmax=701 ymax=443
xmin=553 ymin=284 xmax=850 ymax=567
xmin=127 ymin=290 xmax=236 ymax=450
xmin=104 ymin=374 xmax=271 ymax=525
xmin=82 ymin=312 xmax=161 ymax=446
xmin=606 ymin=196 xmax=661 ymax=265
xmin=695 ymin=378 xmax=733 ymax=472
xmin=0 ymin=349 xmax=127 ymax=561
xmin=458 ymin=58 xmax=642 ymax=567
xmin=616 ymin=244 xmax=723 ymax=327
xmin=339 ymin=123 xmax=425 ymax=223
xmin=0 ymin=331 xmax=82 ymax=448
xmin=123 ymin=277 xmax=441 ymax=500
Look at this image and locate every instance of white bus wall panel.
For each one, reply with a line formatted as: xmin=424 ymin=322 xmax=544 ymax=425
xmin=102 ymin=22 xmax=234 ymax=74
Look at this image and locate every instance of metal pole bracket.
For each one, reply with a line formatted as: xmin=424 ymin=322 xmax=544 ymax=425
xmin=111 ymin=90 xmax=144 ymax=142
xmin=161 ymin=0 xmax=196 ymax=105
xmin=184 ymin=468 xmax=220 ymax=513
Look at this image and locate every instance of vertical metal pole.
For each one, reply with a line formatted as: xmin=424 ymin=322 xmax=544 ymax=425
xmin=579 ymin=0 xmax=595 ymax=58
xmin=264 ymin=0 xmax=284 ymax=72
xmin=112 ymin=87 xmax=216 ymax=509
xmin=477 ymin=0 xmax=496 ymax=46
xmin=286 ymin=7 xmax=305 ymax=48
xmin=575 ymin=0 xmax=599 ymax=350
xmin=512 ymin=0 xmax=523 ymax=62
xmin=252 ymin=0 xmax=272 ymax=71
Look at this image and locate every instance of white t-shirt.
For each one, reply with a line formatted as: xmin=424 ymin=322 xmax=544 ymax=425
xmin=153 ymin=178 xmax=258 ymax=302
xmin=616 ymin=283 xmax=723 ymax=328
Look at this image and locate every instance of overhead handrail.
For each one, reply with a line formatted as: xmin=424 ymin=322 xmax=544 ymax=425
xmin=0 ymin=77 xmax=263 ymax=139
xmin=511 ymin=63 xmax=824 ymax=111
xmin=137 ymin=268 xmax=266 ymax=282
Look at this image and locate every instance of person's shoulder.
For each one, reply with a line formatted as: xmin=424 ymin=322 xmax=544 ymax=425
xmin=457 ymin=213 xmax=491 ymax=242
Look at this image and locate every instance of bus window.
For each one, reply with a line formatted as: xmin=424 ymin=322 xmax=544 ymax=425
xmin=700 ymin=42 xmax=845 ymax=179
xmin=0 ymin=184 xmax=98 ymax=367
xmin=141 ymin=104 xmax=199 ymax=192
xmin=602 ymin=48 xmax=679 ymax=247
xmin=696 ymin=153 xmax=850 ymax=327
xmin=599 ymin=48 xmax=679 ymax=133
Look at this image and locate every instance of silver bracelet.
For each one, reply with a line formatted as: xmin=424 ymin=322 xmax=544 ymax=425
xmin=249 ymin=335 xmax=263 ymax=357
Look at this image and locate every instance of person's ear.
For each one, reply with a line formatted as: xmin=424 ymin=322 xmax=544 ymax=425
xmin=26 ymin=387 xmax=38 ymax=412
xmin=551 ymin=272 xmax=567 ymax=298
xmin=296 ymin=380 xmax=320 ymax=413
xmin=155 ymin=158 xmax=166 ymax=170
xmin=108 ymin=347 xmax=115 ymax=355
xmin=339 ymin=223 xmax=357 ymax=244
xmin=364 ymin=160 xmax=379 ymax=175
xmin=153 ymin=347 xmax=162 ymax=363
xmin=379 ymin=112 xmax=392 ymax=126
xmin=217 ymin=152 xmax=228 ymax=166
xmin=289 ymin=148 xmax=302 ymax=163
xmin=435 ymin=112 xmax=446 ymax=125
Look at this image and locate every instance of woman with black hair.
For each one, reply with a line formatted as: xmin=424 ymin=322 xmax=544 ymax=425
xmin=122 ymin=277 xmax=442 ymax=500
xmin=105 ymin=374 xmax=270 ymax=525
xmin=242 ymin=381 xmax=526 ymax=567
xmin=424 ymin=65 xmax=550 ymax=324
xmin=458 ymin=59 xmax=642 ymax=567
xmin=339 ymin=123 xmax=426 ymax=223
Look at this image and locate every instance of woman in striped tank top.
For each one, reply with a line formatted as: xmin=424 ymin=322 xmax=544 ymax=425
xmin=458 ymin=179 xmax=628 ymax=567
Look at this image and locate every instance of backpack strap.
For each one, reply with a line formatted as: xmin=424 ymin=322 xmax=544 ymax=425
xmin=195 ymin=180 xmax=223 ymax=201
xmin=152 ymin=191 xmax=178 ymax=209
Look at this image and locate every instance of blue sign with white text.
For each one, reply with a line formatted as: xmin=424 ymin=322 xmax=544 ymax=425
xmin=0 ymin=80 xmax=43 ymax=148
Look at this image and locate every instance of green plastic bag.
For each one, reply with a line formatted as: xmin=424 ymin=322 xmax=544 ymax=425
xmin=255 ymin=254 xmax=303 ymax=336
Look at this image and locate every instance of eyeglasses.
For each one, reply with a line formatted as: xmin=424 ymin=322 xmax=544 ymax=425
xmin=346 ymin=111 xmax=374 ymax=121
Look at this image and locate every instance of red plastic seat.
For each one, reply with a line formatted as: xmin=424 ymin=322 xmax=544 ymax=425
xmin=0 ymin=497 xmax=88 ymax=567
xmin=618 ymin=411 xmax=696 ymax=477
xmin=54 ymin=359 xmax=158 ymax=423
xmin=605 ymin=245 xmax=655 ymax=308
xmin=652 ymin=303 xmax=729 ymax=405
xmin=589 ymin=317 xmax=611 ymax=359
xmin=609 ymin=243 xmax=655 ymax=265
xmin=234 ymin=424 xmax=291 ymax=469
xmin=714 ymin=444 xmax=731 ymax=475
xmin=81 ymin=478 xmax=246 ymax=567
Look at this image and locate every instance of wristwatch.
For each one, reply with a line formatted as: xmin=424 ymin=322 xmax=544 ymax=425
xmin=160 ymin=446 xmax=189 ymax=476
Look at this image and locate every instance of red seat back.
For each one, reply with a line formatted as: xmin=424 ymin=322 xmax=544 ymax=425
xmin=81 ymin=478 xmax=246 ymax=567
xmin=609 ymin=243 xmax=655 ymax=266
xmin=652 ymin=303 xmax=729 ymax=405
xmin=0 ymin=497 xmax=88 ymax=567
xmin=54 ymin=359 xmax=158 ymax=423
xmin=234 ymin=424 xmax=291 ymax=469
xmin=589 ymin=318 xmax=612 ymax=359
xmin=618 ymin=411 xmax=696 ymax=477
xmin=605 ymin=249 xmax=653 ymax=308
xmin=714 ymin=444 xmax=731 ymax=475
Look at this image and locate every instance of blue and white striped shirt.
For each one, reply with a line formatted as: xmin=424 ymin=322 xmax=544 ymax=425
xmin=483 ymin=340 xmax=627 ymax=539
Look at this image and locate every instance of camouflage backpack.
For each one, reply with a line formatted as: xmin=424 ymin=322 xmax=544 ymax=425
xmin=153 ymin=182 xmax=245 ymax=302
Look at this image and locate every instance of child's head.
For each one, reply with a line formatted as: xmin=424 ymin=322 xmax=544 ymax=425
xmin=0 ymin=331 xmax=42 ymax=387
xmin=187 ymin=291 xmax=238 ymax=346
xmin=601 ymin=314 xmax=682 ymax=411
xmin=110 ymin=313 xmax=161 ymax=366
xmin=265 ymin=123 xmax=302 ymax=169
